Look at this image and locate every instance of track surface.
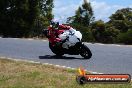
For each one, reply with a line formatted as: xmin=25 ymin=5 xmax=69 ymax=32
xmin=0 ymin=38 xmax=132 ymax=75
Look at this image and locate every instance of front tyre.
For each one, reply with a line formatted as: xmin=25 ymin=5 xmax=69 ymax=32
xmin=49 ymin=42 xmax=64 ymax=56
xmin=80 ymin=44 xmax=92 ymax=59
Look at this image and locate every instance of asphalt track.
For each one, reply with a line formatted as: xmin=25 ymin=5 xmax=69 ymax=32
xmin=0 ymin=38 xmax=132 ymax=75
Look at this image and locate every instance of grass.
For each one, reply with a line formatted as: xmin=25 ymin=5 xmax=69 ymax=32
xmin=0 ymin=58 xmax=131 ymax=88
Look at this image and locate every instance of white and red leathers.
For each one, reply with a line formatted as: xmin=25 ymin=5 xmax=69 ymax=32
xmin=47 ymin=24 xmax=71 ymax=45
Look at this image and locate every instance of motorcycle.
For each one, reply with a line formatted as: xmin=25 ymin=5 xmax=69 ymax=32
xmin=43 ymin=28 xmax=92 ymax=59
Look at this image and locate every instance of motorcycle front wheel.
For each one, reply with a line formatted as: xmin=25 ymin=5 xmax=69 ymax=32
xmin=49 ymin=42 xmax=64 ymax=56
xmin=80 ymin=44 xmax=92 ymax=59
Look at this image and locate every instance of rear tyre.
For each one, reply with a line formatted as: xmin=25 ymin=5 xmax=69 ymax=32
xmin=80 ymin=44 xmax=92 ymax=59
xmin=49 ymin=42 xmax=64 ymax=56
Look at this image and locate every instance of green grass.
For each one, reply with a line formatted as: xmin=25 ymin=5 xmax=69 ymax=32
xmin=0 ymin=58 xmax=131 ymax=88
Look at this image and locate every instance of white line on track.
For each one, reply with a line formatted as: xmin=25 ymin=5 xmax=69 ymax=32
xmin=85 ymin=42 xmax=132 ymax=47
xmin=27 ymin=39 xmax=34 ymax=40
xmin=0 ymin=56 xmax=102 ymax=74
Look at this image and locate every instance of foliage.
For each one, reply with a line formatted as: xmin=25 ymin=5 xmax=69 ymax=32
xmin=0 ymin=0 xmax=54 ymax=37
xmin=91 ymin=20 xmax=106 ymax=43
xmin=0 ymin=0 xmax=38 ymax=37
xmin=117 ymin=29 xmax=132 ymax=44
xmin=67 ymin=0 xmax=94 ymax=27
xmin=30 ymin=0 xmax=54 ymax=37
xmin=109 ymin=8 xmax=132 ymax=32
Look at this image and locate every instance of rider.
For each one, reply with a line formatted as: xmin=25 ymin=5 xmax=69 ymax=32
xmin=47 ymin=19 xmax=72 ymax=44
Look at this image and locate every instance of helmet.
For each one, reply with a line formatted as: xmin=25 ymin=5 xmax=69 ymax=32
xmin=50 ymin=19 xmax=59 ymax=29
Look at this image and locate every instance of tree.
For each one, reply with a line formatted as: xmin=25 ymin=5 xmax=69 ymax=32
xmin=117 ymin=29 xmax=132 ymax=44
xmin=30 ymin=0 xmax=54 ymax=37
xmin=39 ymin=0 xmax=54 ymax=26
xmin=0 ymin=0 xmax=40 ymax=37
xmin=67 ymin=0 xmax=94 ymax=27
xmin=91 ymin=20 xmax=106 ymax=42
xmin=0 ymin=0 xmax=54 ymax=37
xmin=91 ymin=20 xmax=120 ymax=43
xmin=0 ymin=0 xmax=8 ymax=35
xmin=109 ymin=8 xmax=132 ymax=32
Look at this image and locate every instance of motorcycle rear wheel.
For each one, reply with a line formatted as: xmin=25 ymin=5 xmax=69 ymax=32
xmin=49 ymin=42 xmax=64 ymax=56
xmin=80 ymin=44 xmax=92 ymax=59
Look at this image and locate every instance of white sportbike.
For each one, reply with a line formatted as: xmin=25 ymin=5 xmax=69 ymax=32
xmin=43 ymin=28 xmax=92 ymax=59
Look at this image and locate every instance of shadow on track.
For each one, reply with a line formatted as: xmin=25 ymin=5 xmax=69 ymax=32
xmin=39 ymin=55 xmax=84 ymax=60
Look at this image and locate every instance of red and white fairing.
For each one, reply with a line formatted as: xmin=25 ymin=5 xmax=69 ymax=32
xmin=59 ymin=28 xmax=82 ymax=49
